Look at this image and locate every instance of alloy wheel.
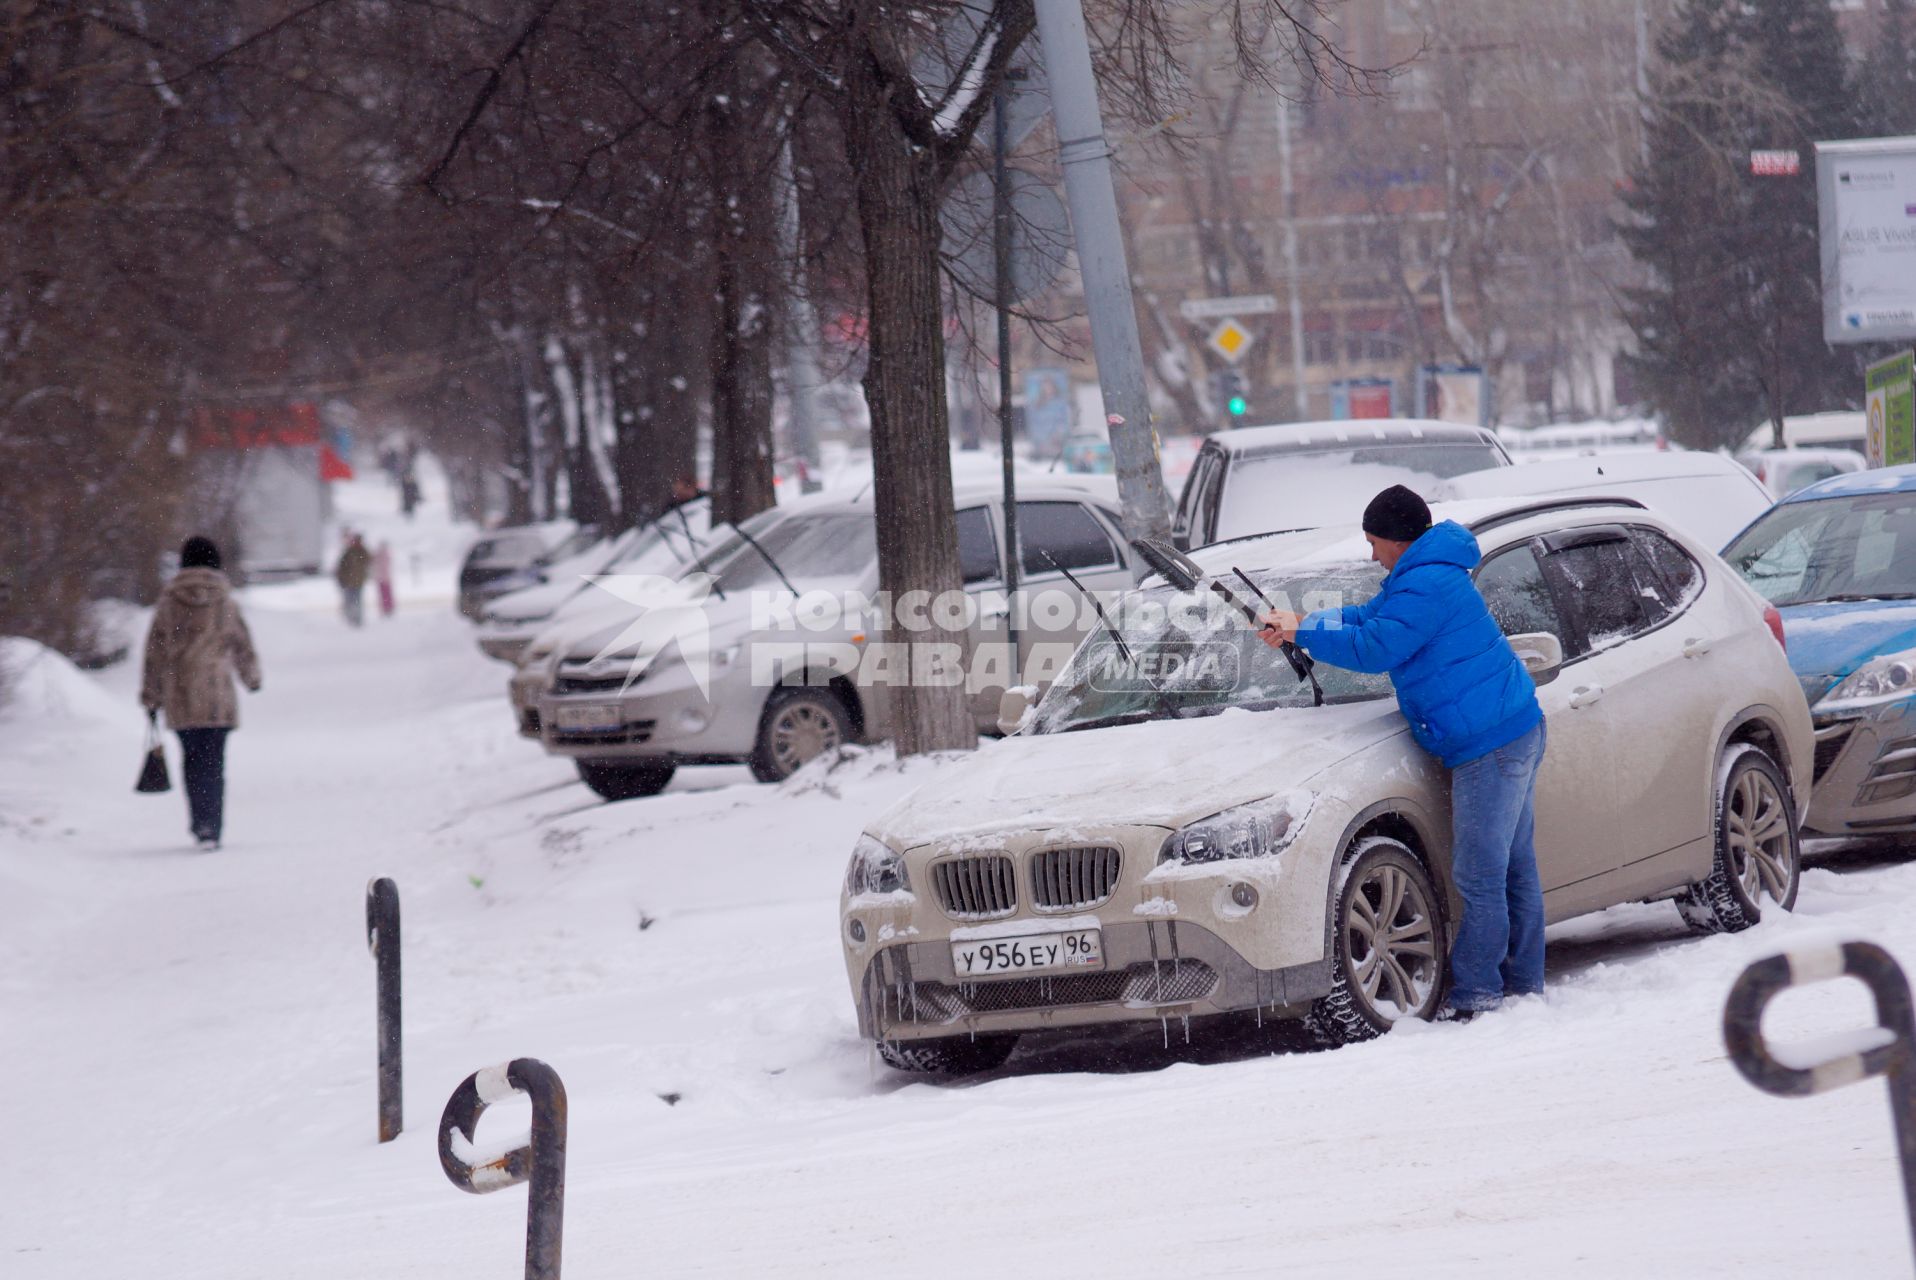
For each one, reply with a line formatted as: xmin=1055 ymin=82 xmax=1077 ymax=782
xmin=1346 ymin=861 xmax=1440 ymax=1021
xmin=1728 ymin=764 xmax=1794 ymax=905
xmin=770 ymin=701 xmax=841 ymax=774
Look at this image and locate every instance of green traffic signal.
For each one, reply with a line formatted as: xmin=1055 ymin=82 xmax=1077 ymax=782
xmin=1227 ymin=395 xmax=1248 ymax=416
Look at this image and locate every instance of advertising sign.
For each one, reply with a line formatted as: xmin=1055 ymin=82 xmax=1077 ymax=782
xmin=1865 ymin=349 xmax=1916 ymax=467
xmin=1817 ymin=137 xmax=1916 ymax=343
xmin=1022 ymin=368 xmax=1073 ymax=449
xmin=1415 ymin=364 xmax=1488 ymax=427
xmin=1330 ymin=377 xmax=1395 ymax=420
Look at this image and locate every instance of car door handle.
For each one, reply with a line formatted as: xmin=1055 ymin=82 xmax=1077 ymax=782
xmin=1682 ymin=637 xmax=1712 ymax=659
xmin=1569 ymin=684 xmax=1604 ymax=709
xmin=980 ymin=600 xmax=1010 ymax=619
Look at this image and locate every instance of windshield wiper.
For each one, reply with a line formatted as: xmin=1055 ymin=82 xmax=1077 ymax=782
xmin=1042 ymin=551 xmax=1181 ymax=723
xmin=1233 ymin=566 xmax=1325 ymax=708
xmin=1812 ymin=592 xmax=1916 ymax=604
xmin=733 ymin=523 xmax=801 ymax=599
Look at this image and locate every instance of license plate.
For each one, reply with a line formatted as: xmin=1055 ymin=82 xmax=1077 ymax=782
xmin=554 ymin=703 xmax=622 ymax=732
xmin=951 ymin=929 xmax=1103 ymax=978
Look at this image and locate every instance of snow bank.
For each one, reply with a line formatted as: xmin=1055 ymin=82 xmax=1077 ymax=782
xmin=0 ymin=636 xmax=127 ymax=727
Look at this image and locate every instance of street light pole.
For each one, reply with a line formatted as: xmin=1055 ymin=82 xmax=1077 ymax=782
xmin=993 ymin=72 xmax=1023 ymax=674
xmin=1033 ymin=0 xmax=1172 ymax=548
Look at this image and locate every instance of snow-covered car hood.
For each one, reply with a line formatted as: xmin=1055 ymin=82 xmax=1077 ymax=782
xmin=1780 ymin=599 xmax=1916 ymax=702
xmin=868 ymin=699 xmax=1410 ymax=848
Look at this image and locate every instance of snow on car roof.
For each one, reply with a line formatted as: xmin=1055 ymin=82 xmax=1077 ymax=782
xmin=1784 ymin=463 xmax=1916 ymax=503
xmin=1181 ymin=496 xmax=1654 ymax=579
xmin=1438 ymin=449 xmax=1756 ymax=494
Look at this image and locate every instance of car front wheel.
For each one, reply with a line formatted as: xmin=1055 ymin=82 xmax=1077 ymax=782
xmin=1679 ymin=745 xmax=1799 ymax=933
xmin=876 ymin=1034 xmax=1019 ymax=1075
xmin=750 ymin=686 xmax=853 ymax=783
xmin=575 ymin=759 xmax=676 ymax=801
xmin=1307 ymin=837 xmax=1448 ymax=1047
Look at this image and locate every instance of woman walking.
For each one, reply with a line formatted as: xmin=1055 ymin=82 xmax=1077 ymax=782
xmin=140 ymin=537 xmax=262 ymax=850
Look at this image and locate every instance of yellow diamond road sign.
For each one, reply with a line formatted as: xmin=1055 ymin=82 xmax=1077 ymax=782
xmin=1208 ymin=318 xmax=1255 ymax=364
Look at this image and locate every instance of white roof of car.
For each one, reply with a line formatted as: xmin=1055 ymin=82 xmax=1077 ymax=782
xmin=1435 ymin=449 xmax=1770 ymax=549
xmin=1202 ymin=418 xmax=1501 ymax=456
xmin=791 ymin=475 xmax=1122 ymax=515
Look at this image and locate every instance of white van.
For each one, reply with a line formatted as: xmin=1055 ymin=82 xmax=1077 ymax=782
xmin=1740 ymin=411 xmax=1867 ymax=456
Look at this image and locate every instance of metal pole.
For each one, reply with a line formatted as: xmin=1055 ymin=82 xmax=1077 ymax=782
xmin=778 ymin=136 xmax=824 ymax=491
xmin=994 ymin=74 xmax=1024 ymax=676
xmin=364 ymin=877 xmax=401 ymax=1143
xmin=1275 ymin=86 xmax=1309 ymax=418
xmin=439 ymin=1058 xmax=569 ymax=1280
xmin=1032 ymin=0 xmax=1172 ymax=549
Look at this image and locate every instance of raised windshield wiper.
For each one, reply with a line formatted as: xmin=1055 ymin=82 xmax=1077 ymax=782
xmin=1233 ymin=566 xmax=1325 ymax=708
xmin=732 ymin=523 xmax=801 ymax=599
xmin=1128 ymin=538 xmax=1320 ymax=702
xmin=1041 ymin=551 xmax=1181 ymax=723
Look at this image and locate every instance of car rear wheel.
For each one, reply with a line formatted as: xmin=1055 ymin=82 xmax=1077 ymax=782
xmin=750 ymin=686 xmax=853 ymax=783
xmin=1679 ymin=746 xmax=1799 ymax=933
xmin=1307 ymin=837 xmax=1448 ymax=1047
xmin=876 ymin=1034 xmax=1019 ymax=1075
xmin=575 ymin=759 xmax=676 ymax=801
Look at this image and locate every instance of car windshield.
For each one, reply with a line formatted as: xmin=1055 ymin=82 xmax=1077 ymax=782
xmin=1214 ymin=444 xmax=1503 ymax=541
xmin=710 ymin=510 xmax=877 ymax=593
xmin=537 ymin=526 xmax=601 ymax=564
xmin=1029 ymin=562 xmax=1395 ymax=733
xmin=1723 ymin=490 xmax=1916 ymax=605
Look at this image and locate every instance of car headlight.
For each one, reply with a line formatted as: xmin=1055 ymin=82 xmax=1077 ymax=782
xmin=1819 ymin=646 xmax=1916 ymax=710
xmin=844 ymin=834 xmax=911 ymax=896
xmin=1159 ymin=793 xmax=1312 ymax=866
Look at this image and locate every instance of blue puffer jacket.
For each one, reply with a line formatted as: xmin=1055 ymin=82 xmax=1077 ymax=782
xmin=1294 ymin=520 xmax=1541 ymax=767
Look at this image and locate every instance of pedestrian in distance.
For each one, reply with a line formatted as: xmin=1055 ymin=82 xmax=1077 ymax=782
xmin=373 ymin=540 xmax=395 ymax=619
xmin=1258 ymin=485 xmax=1546 ymax=1019
xmin=139 ymin=536 xmax=262 ymax=851
xmin=335 ymin=531 xmax=372 ymax=627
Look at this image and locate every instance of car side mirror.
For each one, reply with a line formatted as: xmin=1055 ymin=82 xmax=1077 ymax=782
xmin=997 ymin=685 xmax=1036 ymax=736
xmin=1509 ymin=632 xmax=1564 ymax=686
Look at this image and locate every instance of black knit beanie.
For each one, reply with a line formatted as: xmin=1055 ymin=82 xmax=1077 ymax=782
xmin=1362 ymin=485 xmax=1431 ymax=542
xmin=179 ymin=536 xmax=222 ymax=570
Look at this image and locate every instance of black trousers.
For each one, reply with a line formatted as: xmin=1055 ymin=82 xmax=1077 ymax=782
xmin=177 ymin=727 xmax=230 ymax=841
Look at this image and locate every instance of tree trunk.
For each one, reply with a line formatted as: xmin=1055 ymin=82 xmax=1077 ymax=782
xmin=842 ymin=73 xmax=977 ymax=758
xmin=709 ymin=224 xmax=778 ymax=526
xmin=615 ymin=308 xmax=702 ymax=526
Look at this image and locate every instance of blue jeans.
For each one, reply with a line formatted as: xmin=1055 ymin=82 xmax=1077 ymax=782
xmin=1447 ymin=718 xmax=1547 ymax=1011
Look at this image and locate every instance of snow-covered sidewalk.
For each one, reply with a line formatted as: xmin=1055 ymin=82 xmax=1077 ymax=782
xmin=2 ymin=478 xmax=1912 ymax=1276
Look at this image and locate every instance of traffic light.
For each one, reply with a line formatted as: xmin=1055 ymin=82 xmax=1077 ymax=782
xmin=1212 ymin=369 xmax=1249 ymax=421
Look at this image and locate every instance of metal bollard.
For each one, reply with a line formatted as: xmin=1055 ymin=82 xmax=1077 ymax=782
xmin=439 ymin=1058 xmax=568 ymax=1280
xmin=1724 ymin=940 xmax=1916 ymax=1258
xmin=365 ymin=877 xmax=402 ymax=1143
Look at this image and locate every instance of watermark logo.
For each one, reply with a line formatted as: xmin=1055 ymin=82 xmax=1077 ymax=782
xmin=1083 ymin=639 xmax=1241 ymax=694
xmin=579 ymin=573 xmax=718 ymax=696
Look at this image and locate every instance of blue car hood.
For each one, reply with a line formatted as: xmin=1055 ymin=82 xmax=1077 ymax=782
xmin=1780 ymin=599 xmax=1916 ymax=702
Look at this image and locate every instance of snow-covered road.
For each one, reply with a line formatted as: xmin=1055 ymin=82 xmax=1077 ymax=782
xmin=3 ymin=482 xmax=1912 ymax=1276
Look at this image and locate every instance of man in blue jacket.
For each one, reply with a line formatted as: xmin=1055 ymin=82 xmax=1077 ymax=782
xmin=1260 ymin=485 xmax=1546 ymax=1016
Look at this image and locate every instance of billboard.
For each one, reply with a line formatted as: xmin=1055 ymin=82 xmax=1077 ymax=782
xmin=1817 ymin=137 xmax=1916 ymax=343
xmin=1865 ymin=350 xmax=1916 ymax=467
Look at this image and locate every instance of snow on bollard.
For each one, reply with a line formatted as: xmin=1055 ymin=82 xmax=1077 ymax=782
xmin=1724 ymin=940 xmax=1916 ymax=1258
xmin=365 ymin=877 xmax=402 ymax=1143
xmin=438 ymin=1058 xmax=568 ymax=1280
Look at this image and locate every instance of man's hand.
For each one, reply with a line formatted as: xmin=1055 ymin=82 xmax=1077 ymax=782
xmin=1257 ymin=609 xmax=1302 ymax=648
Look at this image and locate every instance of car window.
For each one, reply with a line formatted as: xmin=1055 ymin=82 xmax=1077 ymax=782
xmin=1019 ymin=501 xmax=1119 ymax=576
xmin=957 ymin=506 xmax=1001 ymax=585
xmin=711 ymin=512 xmax=877 ymax=592
xmin=1629 ymin=527 xmax=1703 ymax=625
xmin=1545 ymin=537 xmax=1656 ymax=655
xmin=1173 ymin=451 xmax=1212 ymax=542
xmin=1210 ymin=442 xmax=1502 ymax=543
xmin=1779 ymin=461 xmax=1846 ymax=495
xmin=1474 ymin=544 xmax=1568 ymax=641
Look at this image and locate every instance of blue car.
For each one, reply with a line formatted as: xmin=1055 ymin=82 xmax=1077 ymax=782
xmin=1723 ymin=464 xmax=1916 ymax=837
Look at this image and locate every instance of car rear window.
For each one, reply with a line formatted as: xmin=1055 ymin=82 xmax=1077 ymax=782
xmin=1212 ymin=442 xmax=1504 ymax=542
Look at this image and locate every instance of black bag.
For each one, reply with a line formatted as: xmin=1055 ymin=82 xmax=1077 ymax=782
xmin=135 ymin=721 xmax=171 ymax=794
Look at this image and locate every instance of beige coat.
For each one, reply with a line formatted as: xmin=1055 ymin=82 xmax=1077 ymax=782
xmin=140 ymin=568 xmax=262 ymax=730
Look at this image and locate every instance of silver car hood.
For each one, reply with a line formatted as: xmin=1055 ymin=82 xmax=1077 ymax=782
xmin=870 ymin=699 xmax=1410 ymax=848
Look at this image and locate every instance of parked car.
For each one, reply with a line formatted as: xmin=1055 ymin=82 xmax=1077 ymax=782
xmin=840 ymin=495 xmax=1810 ymax=1073
xmin=1721 ymin=464 xmax=1916 ymax=838
xmin=1735 ymin=447 xmax=1867 ymax=501
xmin=1436 ymin=450 xmax=1773 ymax=549
xmin=534 ymin=480 xmax=1142 ymax=799
xmin=456 ymin=520 xmax=586 ymax=619
xmin=476 ymin=499 xmax=716 ymax=664
xmin=1170 ymin=419 xmax=1511 ymax=549
xmin=1740 ymin=410 xmax=1868 ymax=457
